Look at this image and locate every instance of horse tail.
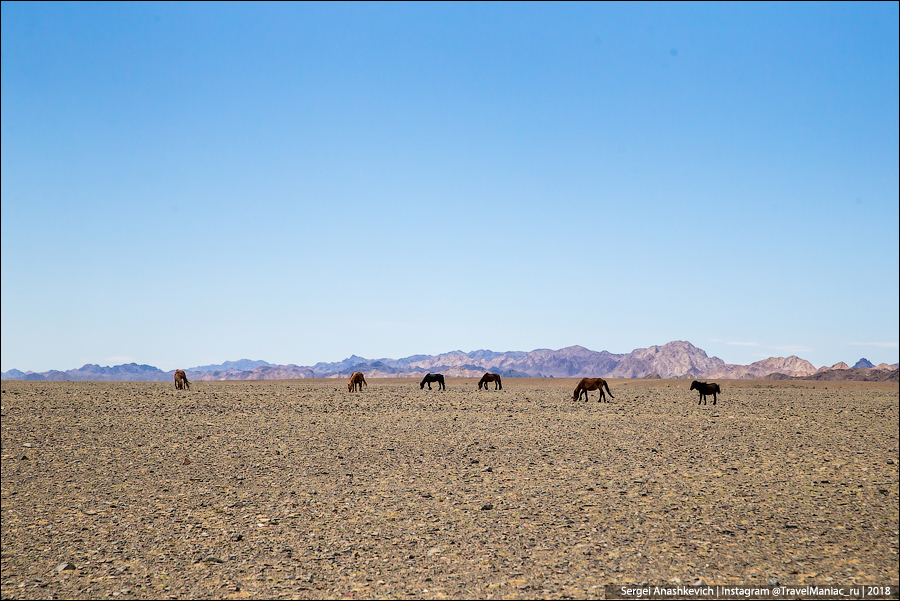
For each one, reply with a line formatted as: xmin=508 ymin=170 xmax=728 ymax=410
xmin=603 ymin=379 xmax=613 ymax=397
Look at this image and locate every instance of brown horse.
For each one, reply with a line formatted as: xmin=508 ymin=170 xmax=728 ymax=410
xmin=174 ymin=369 xmax=190 ymax=390
xmin=690 ymin=380 xmax=720 ymax=405
xmin=478 ymin=373 xmax=502 ymax=390
xmin=573 ymin=377 xmax=613 ymax=402
xmin=348 ymin=372 xmax=367 ymax=392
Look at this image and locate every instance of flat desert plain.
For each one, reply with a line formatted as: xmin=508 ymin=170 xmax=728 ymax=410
xmin=2 ymin=378 xmax=898 ymax=599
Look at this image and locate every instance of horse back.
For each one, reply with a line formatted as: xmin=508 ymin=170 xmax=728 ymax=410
xmin=581 ymin=377 xmax=604 ymax=390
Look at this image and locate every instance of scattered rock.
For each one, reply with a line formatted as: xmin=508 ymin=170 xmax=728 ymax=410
xmin=2 ymin=378 xmax=896 ymax=598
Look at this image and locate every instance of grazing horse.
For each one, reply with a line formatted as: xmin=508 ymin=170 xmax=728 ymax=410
xmin=573 ymin=377 xmax=613 ymax=402
xmin=348 ymin=372 xmax=367 ymax=392
xmin=174 ymin=369 xmax=190 ymax=390
xmin=420 ymin=373 xmax=446 ymax=390
xmin=478 ymin=373 xmax=502 ymax=390
xmin=690 ymin=380 xmax=721 ymax=405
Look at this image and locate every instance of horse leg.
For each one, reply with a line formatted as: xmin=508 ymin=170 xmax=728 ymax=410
xmin=713 ymin=392 xmax=717 ymax=405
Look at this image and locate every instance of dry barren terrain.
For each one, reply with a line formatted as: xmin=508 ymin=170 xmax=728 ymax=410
xmin=2 ymin=378 xmax=898 ymax=599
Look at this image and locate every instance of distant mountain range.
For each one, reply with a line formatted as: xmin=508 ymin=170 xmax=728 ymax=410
xmin=3 ymin=341 xmax=897 ymax=382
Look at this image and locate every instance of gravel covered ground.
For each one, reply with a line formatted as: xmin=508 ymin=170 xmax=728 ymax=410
xmin=2 ymin=378 xmax=898 ymax=599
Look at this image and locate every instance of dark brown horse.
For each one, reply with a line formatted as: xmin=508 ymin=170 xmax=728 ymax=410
xmin=478 ymin=373 xmax=502 ymax=390
xmin=573 ymin=377 xmax=613 ymax=402
xmin=420 ymin=373 xmax=446 ymax=390
xmin=690 ymin=380 xmax=721 ymax=405
xmin=348 ymin=372 xmax=367 ymax=392
xmin=174 ymin=369 xmax=190 ymax=390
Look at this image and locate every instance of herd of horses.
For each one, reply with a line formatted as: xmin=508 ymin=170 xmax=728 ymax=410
xmin=174 ymin=369 xmax=721 ymax=404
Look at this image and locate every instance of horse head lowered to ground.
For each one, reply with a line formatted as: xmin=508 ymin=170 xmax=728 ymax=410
xmin=174 ymin=369 xmax=190 ymax=390
xmin=348 ymin=372 xmax=367 ymax=392
xmin=420 ymin=373 xmax=446 ymax=390
xmin=478 ymin=373 xmax=502 ymax=390
xmin=573 ymin=377 xmax=612 ymax=402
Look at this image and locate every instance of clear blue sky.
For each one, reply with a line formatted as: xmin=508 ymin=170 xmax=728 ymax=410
xmin=2 ymin=2 xmax=898 ymax=373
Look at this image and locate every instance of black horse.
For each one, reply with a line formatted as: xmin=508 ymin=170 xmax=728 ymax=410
xmin=690 ymin=380 xmax=721 ymax=405
xmin=420 ymin=373 xmax=446 ymax=390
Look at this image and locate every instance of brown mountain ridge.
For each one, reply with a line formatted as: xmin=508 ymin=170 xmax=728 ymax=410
xmin=4 ymin=341 xmax=897 ymax=382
